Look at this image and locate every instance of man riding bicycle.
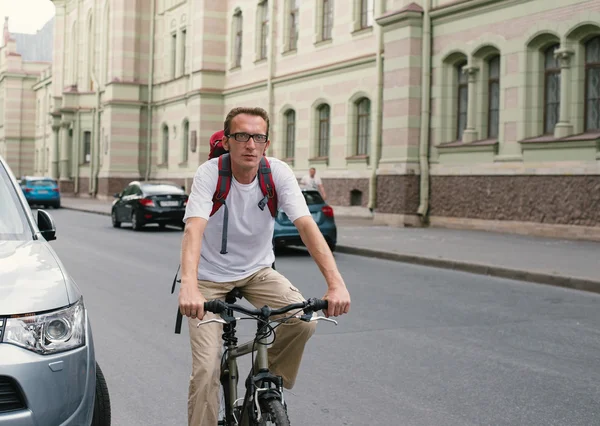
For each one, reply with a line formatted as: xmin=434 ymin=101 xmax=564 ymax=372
xmin=179 ymin=106 xmax=351 ymax=425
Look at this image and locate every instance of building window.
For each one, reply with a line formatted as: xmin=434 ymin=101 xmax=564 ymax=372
xmin=259 ymin=1 xmax=269 ymax=60
xmin=83 ymin=131 xmax=91 ymax=164
xmin=356 ymin=98 xmax=370 ymax=155
xmin=585 ymin=36 xmax=600 ymax=131
xmin=322 ymin=0 xmax=333 ymax=41
xmin=288 ymin=0 xmax=299 ymax=51
xmin=162 ymin=124 xmax=169 ymax=165
xmin=284 ymin=110 xmax=296 ymax=158
xmin=317 ymin=104 xmax=330 ymax=157
xmin=544 ymin=44 xmax=560 ymax=134
xmin=171 ymin=33 xmax=177 ymax=78
xmin=360 ymin=0 xmax=374 ymax=29
xmin=181 ymin=29 xmax=187 ymax=74
xmin=182 ymin=120 xmax=189 ymax=163
xmin=488 ymin=56 xmax=500 ymax=139
xmin=456 ymin=61 xmax=468 ymax=140
xmin=233 ymin=11 xmax=243 ymax=67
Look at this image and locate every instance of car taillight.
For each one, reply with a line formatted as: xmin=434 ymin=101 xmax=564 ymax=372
xmin=183 ymin=197 xmax=188 ymax=207
xmin=52 ymin=188 xmax=59 ymax=192
xmin=24 ymin=188 xmax=32 ymax=193
xmin=322 ymin=206 xmax=334 ymax=218
xmin=140 ymin=198 xmax=155 ymax=207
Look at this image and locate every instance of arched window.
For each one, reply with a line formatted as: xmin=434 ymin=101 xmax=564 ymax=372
xmin=585 ymin=36 xmax=600 ymax=131
xmin=284 ymin=110 xmax=296 ymax=158
xmin=317 ymin=104 xmax=330 ymax=157
xmin=321 ymin=0 xmax=333 ymax=40
xmin=355 ymin=98 xmax=370 ymax=155
xmin=258 ymin=1 xmax=269 ymax=60
xmin=288 ymin=0 xmax=299 ymax=50
xmin=233 ymin=10 xmax=243 ymax=68
xmin=487 ymin=55 xmax=501 ymax=139
xmin=456 ymin=61 xmax=468 ymax=140
xmin=544 ymin=44 xmax=561 ymax=134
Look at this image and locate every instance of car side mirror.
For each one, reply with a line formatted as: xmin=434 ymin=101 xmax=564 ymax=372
xmin=37 ymin=209 xmax=57 ymax=241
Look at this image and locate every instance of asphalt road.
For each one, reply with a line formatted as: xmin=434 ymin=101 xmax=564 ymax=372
xmin=47 ymin=209 xmax=600 ymax=426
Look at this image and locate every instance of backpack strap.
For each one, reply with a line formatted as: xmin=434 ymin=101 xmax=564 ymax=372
xmin=210 ymin=154 xmax=232 ymax=254
xmin=210 ymin=154 xmax=232 ymax=216
xmin=257 ymin=157 xmax=278 ymax=217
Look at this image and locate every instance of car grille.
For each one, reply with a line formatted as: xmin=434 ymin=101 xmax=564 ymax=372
xmin=0 ymin=377 xmax=26 ymax=413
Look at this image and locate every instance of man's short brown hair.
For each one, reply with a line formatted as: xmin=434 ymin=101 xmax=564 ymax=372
xmin=223 ymin=107 xmax=270 ymax=137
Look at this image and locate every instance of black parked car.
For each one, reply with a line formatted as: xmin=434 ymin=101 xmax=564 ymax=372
xmin=111 ymin=181 xmax=188 ymax=231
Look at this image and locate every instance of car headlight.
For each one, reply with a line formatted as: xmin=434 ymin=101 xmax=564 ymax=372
xmin=4 ymin=298 xmax=86 ymax=355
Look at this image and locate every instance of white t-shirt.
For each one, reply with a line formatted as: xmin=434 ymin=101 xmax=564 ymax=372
xmin=300 ymin=175 xmax=322 ymax=191
xmin=183 ymin=157 xmax=310 ymax=282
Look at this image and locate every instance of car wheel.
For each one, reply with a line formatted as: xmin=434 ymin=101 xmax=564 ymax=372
xmin=111 ymin=210 xmax=121 ymax=228
xmin=131 ymin=211 xmax=143 ymax=231
xmin=92 ymin=362 xmax=111 ymax=426
xmin=54 ymin=200 xmax=61 ymax=209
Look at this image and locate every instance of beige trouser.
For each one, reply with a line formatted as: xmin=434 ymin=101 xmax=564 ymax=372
xmin=187 ymin=267 xmax=317 ymax=426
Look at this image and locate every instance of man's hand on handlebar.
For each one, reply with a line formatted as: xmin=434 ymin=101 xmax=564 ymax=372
xmin=178 ymin=279 xmax=207 ymax=320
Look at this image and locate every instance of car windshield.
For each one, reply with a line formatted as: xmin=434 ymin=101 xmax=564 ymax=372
xmin=141 ymin=184 xmax=184 ymax=195
xmin=28 ymin=179 xmax=57 ymax=187
xmin=0 ymin=162 xmax=32 ymax=241
xmin=303 ymin=191 xmax=325 ymax=205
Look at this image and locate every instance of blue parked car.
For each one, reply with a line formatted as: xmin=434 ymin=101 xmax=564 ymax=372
xmin=273 ymin=189 xmax=337 ymax=251
xmin=20 ymin=176 xmax=61 ymax=208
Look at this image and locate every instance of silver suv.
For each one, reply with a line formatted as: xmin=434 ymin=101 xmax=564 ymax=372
xmin=0 ymin=155 xmax=111 ymax=425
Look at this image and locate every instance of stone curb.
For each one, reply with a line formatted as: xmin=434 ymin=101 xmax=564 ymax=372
xmin=335 ymin=245 xmax=600 ymax=295
xmin=61 ymin=205 xmax=600 ymax=295
xmin=62 ymin=206 xmax=111 ymax=216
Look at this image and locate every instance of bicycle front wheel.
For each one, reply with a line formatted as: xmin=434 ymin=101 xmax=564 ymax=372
xmin=254 ymin=399 xmax=290 ymax=426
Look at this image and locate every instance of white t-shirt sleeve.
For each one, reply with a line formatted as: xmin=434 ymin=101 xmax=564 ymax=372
xmin=314 ymin=176 xmax=322 ymax=186
xmin=183 ymin=160 xmax=218 ymax=222
xmin=271 ymin=159 xmax=311 ymax=222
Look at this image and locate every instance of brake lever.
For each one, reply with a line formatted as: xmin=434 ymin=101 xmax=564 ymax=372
xmin=196 ymin=317 xmax=241 ymax=327
xmin=298 ymin=313 xmax=338 ymax=325
xmin=310 ymin=316 xmax=338 ymax=325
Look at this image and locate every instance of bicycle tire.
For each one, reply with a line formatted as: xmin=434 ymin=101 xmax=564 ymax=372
xmin=253 ymin=399 xmax=290 ymax=426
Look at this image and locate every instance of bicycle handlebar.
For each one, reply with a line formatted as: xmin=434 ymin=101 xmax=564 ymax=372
xmin=204 ymin=298 xmax=328 ymax=318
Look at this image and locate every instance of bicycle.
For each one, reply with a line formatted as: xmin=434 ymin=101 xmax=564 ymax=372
xmin=198 ymin=288 xmax=338 ymax=426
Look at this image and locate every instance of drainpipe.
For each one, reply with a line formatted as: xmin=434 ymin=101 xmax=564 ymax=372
xmin=368 ymin=0 xmax=385 ymax=213
xmin=74 ymin=110 xmax=80 ymax=193
xmin=188 ymin=0 xmax=193 ymax=88
xmin=90 ymin=8 xmax=100 ymax=196
xmin=267 ymin=0 xmax=276 ymax=144
xmin=89 ymin=77 xmax=100 ymax=195
xmin=417 ymin=0 xmax=432 ymax=220
xmin=145 ymin=0 xmax=156 ymax=181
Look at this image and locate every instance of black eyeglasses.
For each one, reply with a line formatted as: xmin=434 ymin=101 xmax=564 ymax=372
xmin=226 ymin=132 xmax=268 ymax=144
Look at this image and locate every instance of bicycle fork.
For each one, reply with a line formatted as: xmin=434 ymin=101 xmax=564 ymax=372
xmin=239 ymin=324 xmax=285 ymax=424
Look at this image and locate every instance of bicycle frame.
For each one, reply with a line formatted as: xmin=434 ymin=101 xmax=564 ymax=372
xmin=219 ymin=306 xmax=284 ymax=425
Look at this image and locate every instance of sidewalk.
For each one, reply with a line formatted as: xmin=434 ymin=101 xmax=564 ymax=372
xmin=60 ymin=197 xmax=600 ymax=294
